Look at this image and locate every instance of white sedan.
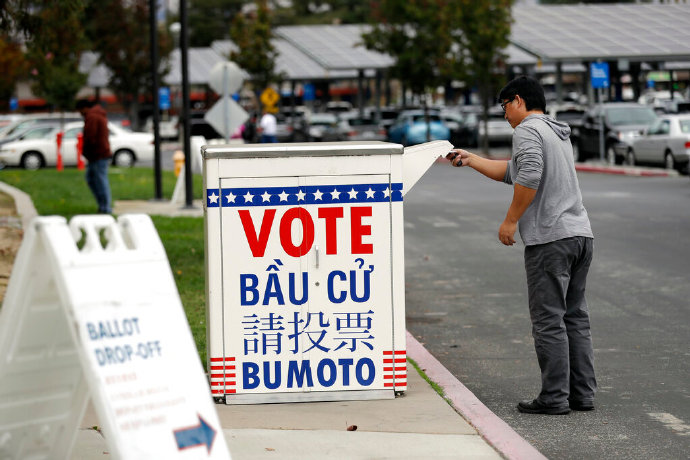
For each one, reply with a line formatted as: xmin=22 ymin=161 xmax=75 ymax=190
xmin=622 ymin=114 xmax=690 ymax=173
xmin=0 ymin=121 xmax=153 ymax=169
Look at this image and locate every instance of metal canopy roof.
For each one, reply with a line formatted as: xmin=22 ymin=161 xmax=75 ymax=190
xmin=212 ymin=39 xmax=359 ymax=81
xmin=275 ymin=24 xmax=394 ymax=71
xmin=511 ymin=4 xmax=690 ymax=63
xmin=163 ymin=48 xmax=228 ymax=86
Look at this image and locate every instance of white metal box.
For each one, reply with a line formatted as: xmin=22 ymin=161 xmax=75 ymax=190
xmin=203 ymin=141 xmax=446 ymax=404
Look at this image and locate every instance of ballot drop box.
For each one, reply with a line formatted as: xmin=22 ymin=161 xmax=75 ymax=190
xmin=203 ymin=141 xmax=448 ymax=404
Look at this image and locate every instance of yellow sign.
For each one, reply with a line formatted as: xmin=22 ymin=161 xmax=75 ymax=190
xmin=260 ymin=87 xmax=280 ymax=108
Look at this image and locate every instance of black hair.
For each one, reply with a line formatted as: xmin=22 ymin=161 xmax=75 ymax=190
xmin=498 ymin=76 xmax=546 ymax=112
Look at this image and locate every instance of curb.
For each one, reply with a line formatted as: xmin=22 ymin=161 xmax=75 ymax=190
xmin=0 ymin=181 xmax=38 ymax=229
xmin=573 ymin=164 xmax=674 ymax=177
xmin=436 ymin=156 xmax=677 ymax=177
xmin=407 ymin=331 xmax=548 ymax=460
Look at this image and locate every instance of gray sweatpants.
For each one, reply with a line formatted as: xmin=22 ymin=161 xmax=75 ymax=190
xmin=524 ymin=236 xmax=597 ymax=408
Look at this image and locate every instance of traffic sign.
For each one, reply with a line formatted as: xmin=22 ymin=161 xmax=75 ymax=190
xmin=159 ymin=87 xmax=171 ymax=110
xmin=260 ymin=87 xmax=280 ymax=108
xmin=209 ymin=61 xmax=243 ymax=96
xmin=302 ymin=83 xmax=315 ymax=101
xmin=204 ymin=96 xmax=248 ymax=140
xmin=590 ymin=62 xmax=610 ymax=89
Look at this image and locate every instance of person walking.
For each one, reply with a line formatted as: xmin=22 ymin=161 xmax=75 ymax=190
xmin=447 ymin=76 xmax=596 ymax=415
xmin=259 ymin=111 xmax=277 ymax=143
xmin=242 ymin=112 xmax=258 ymax=143
xmin=76 ymin=99 xmax=112 ymax=214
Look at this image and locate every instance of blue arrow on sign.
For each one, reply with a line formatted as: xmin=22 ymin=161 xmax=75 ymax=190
xmin=173 ymin=414 xmax=217 ymax=453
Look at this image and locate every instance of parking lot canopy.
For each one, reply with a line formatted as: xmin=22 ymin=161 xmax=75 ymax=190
xmin=212 ymin=39 xmax=359 ymax=81
xmin=511 ymin=3 xmax=690 ymax=62
xmin=275 ymin=24 xmax=394 ymax=71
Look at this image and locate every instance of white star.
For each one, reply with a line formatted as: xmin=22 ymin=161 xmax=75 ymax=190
xmin=330 ymin=188 xmax=341 ymax=200
xmin=261 ymin=191 xmax=272 ymax=202
xmin=313 ymin=189 xmax=323 ymax=201
xmin=208 ymin=192 xmax=219 ymax=204
xmin=365 ymin=187 xmax=375 ymax=199
xmin=348 ymin=188 xmax=358 ymax=199
xmin=296 ymin=189 xmax=306 ymax=201
xmin=243 ymin=191 xmax=254 ymax=203
xmin=383 ymin=187 xmax=391 ymax=198
xmin=226 ymin=191 xmax=237 ymax=203
xmin=278 ymin=190 xmax=289 ymax=202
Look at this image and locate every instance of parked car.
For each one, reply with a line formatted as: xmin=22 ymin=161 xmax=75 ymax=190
xmin=339 ymin=114 xmax=387 ymax=141
xmin=440 ymin=111 xmax=465 ymax=147
xmin=615 ymin=114 xmax=690 ymax=173
xmin=275 ymin=110 xmax=310 ymax=142
xmin=0 ymin=113 xmax=81 ymax=140
xmin=478 ymin=108 xmax=513 ymax=145
xmin=548 ymin=104 xmax=587 ymax=138
xmin=308 ymin=113 xmax=340 ymax=141
xmin=188 ymin=111 xmax=221 ymax=139
xmin=364 ymin=106 xmax=399 ymax=133
xmin=325 ymin=101 xmax=353 ymax=115
xmin=387 ymin=110 xmax=450 ymax=146
xmin=0 ymin=121 xmax=153 ymax=169
xmin=457 ymin=107 xmax=480 ymax=147
xmin=144 ymin=115 xmax=179 ymax=140
xmin=573 ymin=103 xmax=657 ymax=164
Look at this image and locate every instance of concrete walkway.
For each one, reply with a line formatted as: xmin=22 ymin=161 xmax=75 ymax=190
xmin=0 ymin=179 xmax=552 ymax=460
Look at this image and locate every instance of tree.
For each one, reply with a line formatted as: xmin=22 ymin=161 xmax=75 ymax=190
xmin=363 ymin=0 xmax=455 ymax=140
xmin=0 ymin=34 xmax=28 ymax=111
xmin=229 ymin=0 xmax=280 ymax=92
xmin=23 ymin=1 xmax=88 ymax=112
xmin=450 ymin=0 xmax=513 ymax=153
xmin=187 ymin=0 xmax=244 ymax=47
xmin=85 ymin=0 xmax=173 ymax=129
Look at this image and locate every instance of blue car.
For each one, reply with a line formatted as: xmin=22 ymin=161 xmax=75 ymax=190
xmin=387 ymin=110 xmax=450 ymax=146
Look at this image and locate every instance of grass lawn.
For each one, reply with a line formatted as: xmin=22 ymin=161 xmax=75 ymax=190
xmin=1 ymin=167 xmax=209 ymax=367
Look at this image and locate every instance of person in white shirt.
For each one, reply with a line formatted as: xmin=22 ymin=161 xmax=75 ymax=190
xmin=259 ymin=111 xmax=277 ymax=143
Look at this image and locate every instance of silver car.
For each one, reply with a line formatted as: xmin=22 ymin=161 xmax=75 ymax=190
xmin=621 ymin=114 xmax=690 ymax=173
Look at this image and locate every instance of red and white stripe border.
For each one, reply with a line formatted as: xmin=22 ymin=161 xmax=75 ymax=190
xmin=383 ymin=350 xmax=407 ymax=389
xmin=209 ymin=357 xmax=237 ymax=395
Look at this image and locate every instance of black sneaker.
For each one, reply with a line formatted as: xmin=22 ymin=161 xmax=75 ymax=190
xmin=569 ymin=400 xmax=595 ymax=411
xmin=517 ymin=399 xmax=570 ymax=415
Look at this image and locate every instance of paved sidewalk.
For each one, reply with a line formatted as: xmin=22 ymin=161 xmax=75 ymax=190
xmin=1 ymin=180 xmax=546 ymax=460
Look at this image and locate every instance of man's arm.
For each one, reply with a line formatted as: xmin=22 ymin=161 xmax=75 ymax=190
xmin=499 ymin=183 xmax=536 ymax=246
xmin=446 ymin=149 xmax=507 ymax=182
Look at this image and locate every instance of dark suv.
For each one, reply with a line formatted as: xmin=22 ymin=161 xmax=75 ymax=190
xmin=573 ymin=103 xmax=657 ymax=164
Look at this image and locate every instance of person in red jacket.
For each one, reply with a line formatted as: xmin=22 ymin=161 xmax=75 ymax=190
xmin=76 ymin=99 xmax=112 ymax=213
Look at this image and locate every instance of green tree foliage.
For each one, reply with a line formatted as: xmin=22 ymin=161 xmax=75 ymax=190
xmin=363 ymin=0 xmax=454 ymax=100
xmin=0 ymin=34 xmax=27 ymax=111
xmin=187 ymin=0 xmax=244 ymax=47
xmin=85 ymin=0 xmax=173 ymax=129
xmin=229 ymin=0 xmax=280 ymax=90
xmin=363 ymin=0 xmax=455 ymax=140
xmin=450 ymin=0 xmax=513 ymax=152
xmin=274 ymin=0 xmax=370 ymax=25
xmin=23 ymin=1 xmax=88 ymax=112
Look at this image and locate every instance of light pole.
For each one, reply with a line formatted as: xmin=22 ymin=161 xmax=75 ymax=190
xmin=178 ymin=2 xmax=193 ymax=208
xmin=149 ymin=0 xmax=162 ymax=200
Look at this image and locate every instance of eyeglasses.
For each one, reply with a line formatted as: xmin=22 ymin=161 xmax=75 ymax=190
xmin=500 ymin=97 xmax=515 ymax=112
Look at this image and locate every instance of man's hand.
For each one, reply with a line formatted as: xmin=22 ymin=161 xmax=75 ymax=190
xmin=446 ymin=149 xmax=471 ymax=167
xmin=498 ymin=219 xmax=517 ymax=246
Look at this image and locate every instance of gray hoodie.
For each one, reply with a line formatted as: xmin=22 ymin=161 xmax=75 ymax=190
xmin=503 ymin=114 xmax=593 ymax=246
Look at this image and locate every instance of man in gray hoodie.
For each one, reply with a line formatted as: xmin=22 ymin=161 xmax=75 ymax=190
xmin=447 ymin=76 xmax=596 ymax=415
